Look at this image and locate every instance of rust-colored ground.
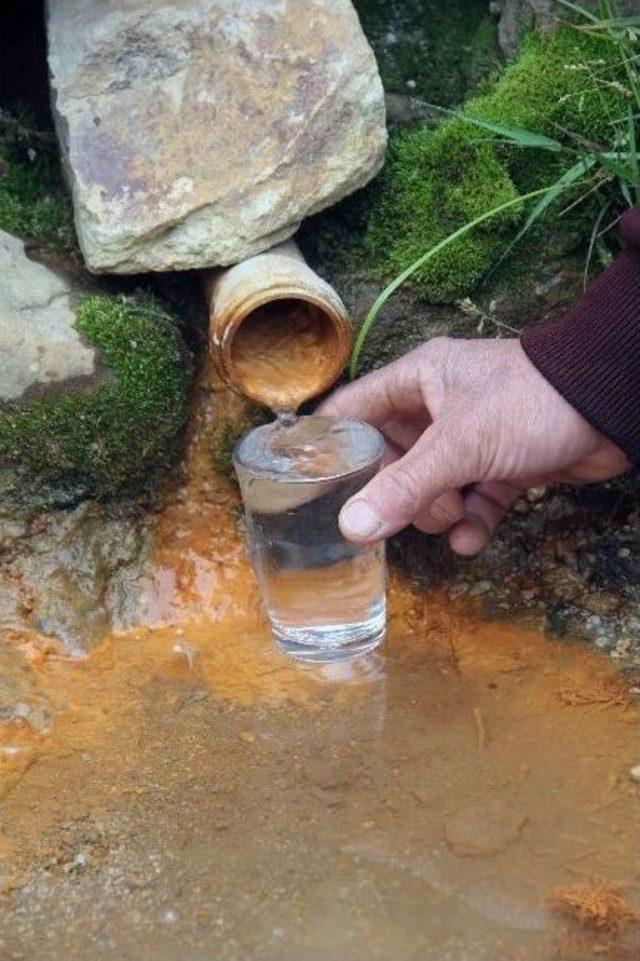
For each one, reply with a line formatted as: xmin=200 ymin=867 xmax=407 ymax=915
xmin=0 ymin=365 xmax=638 ymax=961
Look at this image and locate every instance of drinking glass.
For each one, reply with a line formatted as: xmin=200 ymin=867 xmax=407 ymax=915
xmin=233 ymin=416 xmax=386 ymax=662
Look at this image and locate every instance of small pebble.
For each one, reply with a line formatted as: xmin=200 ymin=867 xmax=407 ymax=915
xmin=469 ymin=580 xmax=492 ymax=596
xmin=629 ymin=765 xmax=640 ymax=783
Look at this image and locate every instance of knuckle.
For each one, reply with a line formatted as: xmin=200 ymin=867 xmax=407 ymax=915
xmin=429 ymin=496 xmax=464 ymax=528
xmin=374 ymin=463 xmax=422 ymax=521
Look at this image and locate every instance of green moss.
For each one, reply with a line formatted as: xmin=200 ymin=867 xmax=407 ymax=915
xmin=0 ymin=295 xmax=190 ymax=494
xmin=470 ymin=27 xmax=629 ymax=150
xmin=354 ymin=0 xmax=500 ymax=106
xmin=361 ymin=23 xmax=633 ymax=302
xmin=364 ymin=121 xmax=519 ymax=301
xmin=0 ymin=109 xmax=76 ymax=254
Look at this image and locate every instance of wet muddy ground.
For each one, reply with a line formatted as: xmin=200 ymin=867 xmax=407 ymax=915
xmin=0 ymin=370 xmax=638 ymax=961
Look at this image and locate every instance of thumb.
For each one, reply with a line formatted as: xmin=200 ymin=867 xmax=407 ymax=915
xmin=339 ymin=424 xmax=475 ymax=543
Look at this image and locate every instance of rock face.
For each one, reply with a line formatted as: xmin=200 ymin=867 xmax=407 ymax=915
xmin=0 ymin=496 xmax=150 ymax=653
xmin=46 ymin=0 xmax=387 ymax=274
xmin=493 ymin=0 xmax=555 ymax=58
xmin=0 ymin=230 xmax=106 ymax=404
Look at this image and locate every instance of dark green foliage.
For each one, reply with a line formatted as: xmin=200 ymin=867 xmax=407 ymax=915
xmin=0 ymin=108 xmax=76 ymax=254
xmin=0 ymin=296 xmax=190 ymax=494
xmin=354 ymin=0 xmax=500 ymax=106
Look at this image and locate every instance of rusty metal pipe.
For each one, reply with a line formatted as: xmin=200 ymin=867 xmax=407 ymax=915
xmin=205 ymin=241 xmax=352 ymax=411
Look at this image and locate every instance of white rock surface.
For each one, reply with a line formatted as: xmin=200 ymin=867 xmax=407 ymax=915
xmin=0 ymin=230 xmax=101 ymax=403
xmin=46 ymin=0 xmax=387 ymax=274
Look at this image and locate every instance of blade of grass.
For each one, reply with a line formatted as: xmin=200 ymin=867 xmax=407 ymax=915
xmin=583 ymin=201 xmax=611 ymax=290
xmin=484 ymin=156 xmax=597 ymax=281
xmin=555 ymin=0 xmax=600 ymax=24
xmin=619 ymin=178 xmax=634 ymax=205
xmin=578 ymin=15 xmax=640 ymax=29
xmin=350 ymin=184 xmax=583 ymax=378
xmin=598 ymin=152 xmax=634 ymax=182
xmin=627 ymin=103 xmax=640 ymax=203
xmin=428 ymin=105 xmax=565 ymax=151
xmin=557 ymin=177 xmax=606 ymax=217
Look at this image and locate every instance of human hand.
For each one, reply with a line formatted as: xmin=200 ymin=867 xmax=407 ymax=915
xmin=318 ymin=338 xmax=630 ymax=555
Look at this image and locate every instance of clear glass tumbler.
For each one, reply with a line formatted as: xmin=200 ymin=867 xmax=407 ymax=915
xmin=233 ymin=416 xmax=386 ymax=662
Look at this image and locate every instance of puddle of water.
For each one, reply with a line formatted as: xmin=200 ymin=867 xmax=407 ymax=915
xmin=0 ymin=363 xmax=638 ymax=961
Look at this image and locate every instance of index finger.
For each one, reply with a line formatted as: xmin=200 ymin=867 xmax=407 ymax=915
xmin=317 ymin=353 xmax=425 ymax=427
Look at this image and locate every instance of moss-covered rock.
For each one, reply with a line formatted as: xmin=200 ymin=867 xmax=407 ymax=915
xmin=361 ymin=23 xmax=633 ymax=301
xmin=0 ymin=294 xmax=190 ymax=495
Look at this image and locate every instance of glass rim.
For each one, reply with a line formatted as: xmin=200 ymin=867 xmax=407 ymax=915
xmin=232 ymin=415 xmax=385 ymax=485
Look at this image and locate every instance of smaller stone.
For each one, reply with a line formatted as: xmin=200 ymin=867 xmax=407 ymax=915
xmin=594 ymin=635 xmax=612 ymax=651
xmin=618 ymin=548 xmax=631 ymax=559
xmin=239 ymin=731 xmax=255 ymax=744
xmin=469 ymin=580 xmax=492 ymax=596
xmin=611 ymin=638 xmax=632 ymax=660
xmin=629 ymin=765 xmax=640 ymax=783
xmin=444 ymin=798 xmax=528 ymax=857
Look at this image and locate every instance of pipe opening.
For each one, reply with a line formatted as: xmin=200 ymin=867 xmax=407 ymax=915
xmin=229 ymin=297 xmax=345 ymax=412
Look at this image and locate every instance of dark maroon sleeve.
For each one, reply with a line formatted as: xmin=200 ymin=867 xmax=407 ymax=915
xmin=521 ymin=207 xmax=640 ymax=463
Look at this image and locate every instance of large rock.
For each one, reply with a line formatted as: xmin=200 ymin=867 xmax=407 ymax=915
xmin=0 ymin=230 xmax=106 ymax=404
xmin=46 ymin=0 xmax=387 ymax=274
xmin=0 ymin=495 xmax=150 ymax=653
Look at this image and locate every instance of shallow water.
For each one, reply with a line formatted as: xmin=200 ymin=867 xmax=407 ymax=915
xmin=0 ymin=366 xmax=638 ymax=961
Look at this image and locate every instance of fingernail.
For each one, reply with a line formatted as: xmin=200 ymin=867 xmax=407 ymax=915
xmin=340 ymin=499 xmax=382 ymax=540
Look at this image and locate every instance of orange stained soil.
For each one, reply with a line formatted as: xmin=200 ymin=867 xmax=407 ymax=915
xmin=0 ymin=360 xmax=638 ymax=961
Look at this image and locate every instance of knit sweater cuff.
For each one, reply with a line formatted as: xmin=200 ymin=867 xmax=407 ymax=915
xmin=521 ymin=212 xmax=640 ymax=464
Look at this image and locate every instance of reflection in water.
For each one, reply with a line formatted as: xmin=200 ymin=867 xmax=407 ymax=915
xmin=0 ymin=361 xmax=637 ymax=961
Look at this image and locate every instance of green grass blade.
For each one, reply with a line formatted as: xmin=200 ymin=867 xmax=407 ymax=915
xmin=598 ymin=151 xmax=635 ymax=182
xmin=555 ymin=0 xmax=600 ymax=23
xmin=485 ymin=157 xmax=597 ymax=282
xmin=429 ymin=105 xmax=565 ymax=151
xmin=583 ymin=201 xmax=611 ymax=290
xmin=579 ymin=15 xmax=640 ymax=29
xmin=350 ymin=185 xmax=577 ymax=379
xmin=627 ymin=103 xmax=640 ymax=204
xmin=620 ymin=178 xmax=634 ymax=205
